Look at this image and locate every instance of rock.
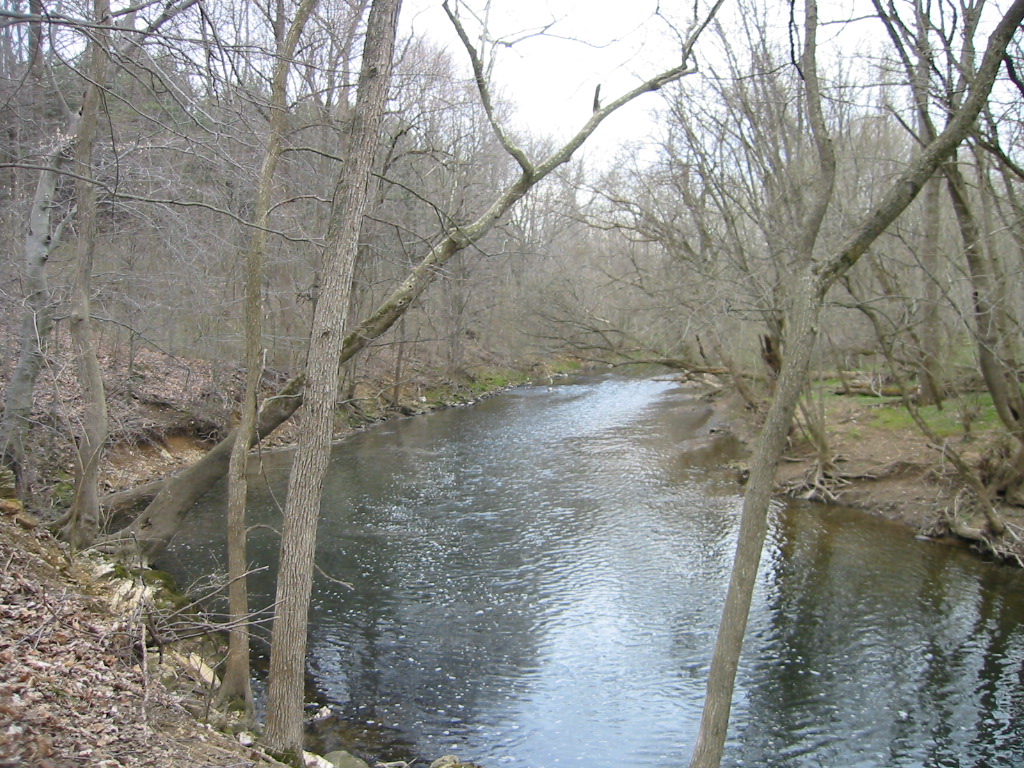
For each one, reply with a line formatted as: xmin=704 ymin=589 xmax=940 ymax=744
xmin=324 ymin=749 xmax=371 ymax=768
xmin=166 ymin=650 xmax=220 ymax=689
xmin=0 ymin=498 xmax=24 ymax=515
xmin=0 ymin=498 xmax=40 ymax=530
xmin=304 ymin=751 xmax=337 ymax=768
xmin=428 ymin=756 xmax=481 ymax=768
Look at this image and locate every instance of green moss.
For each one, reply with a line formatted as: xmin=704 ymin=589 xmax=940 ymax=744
xmin=52 ymin=472 xmax=75 ymax=508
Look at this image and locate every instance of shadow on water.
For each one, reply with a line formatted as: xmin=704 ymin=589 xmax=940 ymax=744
xmin=160 ymin=376 xmax=1024 ymax=768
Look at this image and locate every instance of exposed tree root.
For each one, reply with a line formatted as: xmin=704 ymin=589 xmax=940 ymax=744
xmin=780 ymin=458 xmax=852 ymax=503
xmin=777 ymin=456 xmax=917 ymax=504
xmin=943 ymin=492 xmax=1024 ymax=566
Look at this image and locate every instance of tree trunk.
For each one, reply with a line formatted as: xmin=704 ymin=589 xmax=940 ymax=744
xmin=63 ymin=0 xmax=112 ymax=550
xmin=100 ymin=1 xmax=717 ymax=564
xmin=912 ymin=1 xmax=945 ymax=407
xmin=98 ymin=375 xmax=304 ymax=561
xmin=218 ymin=0 xmax=321 ymax=717
xmin=263 ymin=0 xmax=402 ymax=756
xmin=0 ymin=142 xmax=68 ymax=488
xmin=689 ymin=2 xmax=1024 ymax=765
xmin=690 ymin=277 xmax=821 ymax=768
xmin=943 ymin=155 xmax=1024 ymax=507
xmin=1 ymin=0 xmax=200 ymax=501
xmin=916 ymin=173 xmax=946 ymax=406
xmin=690 ymin=4 xmax=835 ymax=762
xmin=390 ymin=314 xmax=407 ymax=407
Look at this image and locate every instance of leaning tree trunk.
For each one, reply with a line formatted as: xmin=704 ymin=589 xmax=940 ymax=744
xmin=99 ymin=374 xmax=306 ymax=562
xmin=217 ymin=0 xmax=321 ymax=717
xmin=99 ymin=0 xmax=719 ymax=564
xmin=690 ymin=3 xmax=836 ymax=763
xmin=689 ymin=3 xmax=1024 ymax=765
xmin=263 ymin=0 xmax=402 ymax=756
xmin=690 ymin=278 xmax=822 ymax=767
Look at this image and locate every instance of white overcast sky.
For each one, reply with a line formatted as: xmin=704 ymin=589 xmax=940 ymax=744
xmin=399 ymin=0 xmax=700 ymax=161
xmin=397 ymin=1 xmax=882 ymax=164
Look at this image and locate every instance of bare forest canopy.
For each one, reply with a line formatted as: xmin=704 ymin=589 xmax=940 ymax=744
xmin=0 ymin=0 xmax=1022 ymax=548
xmin=2 ymin=0 xmax=1024 ymax=763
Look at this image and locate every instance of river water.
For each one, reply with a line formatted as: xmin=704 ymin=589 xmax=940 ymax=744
xmin=162 ymin=375 xmax=1024 ymax=767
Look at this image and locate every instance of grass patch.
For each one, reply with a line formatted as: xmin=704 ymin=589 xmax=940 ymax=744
xmin=466 ymin=366 xmax=533 ymax=395
xmin=866 ymin=392 xmax=1000 ymax=438
xmin=545 ymin=358 xmax=583 ymax=376
xmin=810 ymin=377 xmax=1002 ymax=439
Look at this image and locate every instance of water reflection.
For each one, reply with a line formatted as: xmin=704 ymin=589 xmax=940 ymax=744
xmin=162 ymin=376 xmax=1024 ymax=768
xmin=738 ymin=504 xmax=1024 ymax=768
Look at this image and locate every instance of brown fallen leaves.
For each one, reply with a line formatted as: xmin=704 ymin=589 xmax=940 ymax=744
xmin=0 ymin=513 xmax=266 ymax=768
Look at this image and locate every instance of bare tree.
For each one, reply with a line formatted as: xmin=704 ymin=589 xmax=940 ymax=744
xmin=263 ymin=0 xmax=402 ymax=755
xmin=63 ymin=0 xmax=113 ymax=549
xmin=98 ymin=0 xmax=727 ymax=563
xmin=689 ymin=2 xmax=1024 ymax=766
xmin=0 ymin=0 xmax=200 ymax=496
xmin=218 ymin=0 xmax=322 ymax=718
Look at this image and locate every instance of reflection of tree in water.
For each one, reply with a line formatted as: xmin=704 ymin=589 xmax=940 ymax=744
xmin=160 ymin=379 xmax=1024 ymax=766
xmin=733 ymin=503 xmax=1024 ymax=768
xmin=301 ymin=396 xmax=561 ymax=757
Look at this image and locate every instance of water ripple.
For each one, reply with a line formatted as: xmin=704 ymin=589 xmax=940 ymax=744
xmin=164 ymin=377 xmax=1024 ymax=768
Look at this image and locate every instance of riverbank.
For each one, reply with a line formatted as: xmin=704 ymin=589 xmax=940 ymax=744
xmin=0 ymin=504 xmax=279 ymax=767
xmin=1 ymin=350 xmax=553 ymax=768
xmin=3 ymin=368 xmax=1022 ymax=767
xmin=0 ymin=499 xmax=490 ymax=768
xmin=717 ymin=385 xmax=1024 ymax=563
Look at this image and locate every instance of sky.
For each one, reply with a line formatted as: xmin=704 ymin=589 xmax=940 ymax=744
xmin=399 ymin=0 xmax=692 ymax=164
xmin=397 ymin=1 xmax=887 ymax=166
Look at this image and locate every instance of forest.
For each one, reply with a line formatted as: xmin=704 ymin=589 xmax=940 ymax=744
xmin=2 ymin=0 xmax=1024 ymax=765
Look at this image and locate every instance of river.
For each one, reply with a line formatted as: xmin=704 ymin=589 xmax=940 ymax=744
xmin=161 ymin=375 xmax=1024 ymax=767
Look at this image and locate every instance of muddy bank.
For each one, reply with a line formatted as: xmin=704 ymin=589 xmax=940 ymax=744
xmin=716 ymin=387 xmax=1024 ymax=560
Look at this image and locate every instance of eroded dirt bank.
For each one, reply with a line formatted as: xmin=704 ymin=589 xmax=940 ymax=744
xmin=719 ymin=388 xmax=1024 ymax=561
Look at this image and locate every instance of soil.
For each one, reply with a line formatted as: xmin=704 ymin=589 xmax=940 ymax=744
xmin=723 ymin=390 xmax=1024 ymax=557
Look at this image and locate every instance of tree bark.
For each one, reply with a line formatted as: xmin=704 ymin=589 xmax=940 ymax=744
xmin=218 ymin=0 xmax=321 ymax=716
xmin=0 ymin=140 xmax=68 ymax=487
xmin=689 ymin=2 xmax=1024 ymax=765
xmin=690 ymin=276 xmax=822 ymax=767
xmin=690 ymin=2 xmax=835 ymax=762
xmin=63 ymin=0 xmax=112 ymax=550
xmin=943 ymin=155 xmax=1024 ymax=507
xmin=262 ymin=0 xmax=402 ymax=756
xmin=913 ymin=1 xmax=946 ymax=407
